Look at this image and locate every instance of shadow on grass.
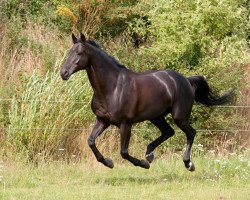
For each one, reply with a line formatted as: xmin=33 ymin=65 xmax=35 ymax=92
xmin=94 ymin=172 xmax=186 ymax=186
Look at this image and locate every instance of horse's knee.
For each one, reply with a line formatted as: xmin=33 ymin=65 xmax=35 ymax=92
xmin=187 ymin=128 xmax=196 ymax=140
xmin=191 ymin=129 xmax=196 ymax=137
xmin=87 ymin=137 xmax=95 ymax=148
xmin=120 ymin=149 xmax=129 ymax=159
xmin=160 ymin=129 xmax=175 ymax=141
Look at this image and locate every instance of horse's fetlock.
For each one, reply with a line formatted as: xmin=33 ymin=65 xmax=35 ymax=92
xmin=120 ymin=149 xmax=129 ymax=159
xmin=183 ymin=159 xmax=190 ymax=164
xmin=146 ymin=144 xmax=153 ymax=154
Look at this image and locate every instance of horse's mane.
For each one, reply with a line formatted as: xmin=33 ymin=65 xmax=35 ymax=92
xmin=87 ymin=40 xmax=101 ymax=48
xmin=87 ymin=40 xmax=127 ymax=69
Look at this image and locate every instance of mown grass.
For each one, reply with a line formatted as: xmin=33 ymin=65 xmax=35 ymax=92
xmin=1 ymin=153 xmax=249 ymax=200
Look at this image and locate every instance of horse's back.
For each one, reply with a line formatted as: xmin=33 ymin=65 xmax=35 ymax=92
xmin=135 ymin=69 xmax=193 ymax=100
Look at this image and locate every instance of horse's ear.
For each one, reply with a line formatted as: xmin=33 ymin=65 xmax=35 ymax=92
xmin=72 ymin=33 xmax=77 ymax=44
xmin=80 ymin=33 xmax=86 ymax=43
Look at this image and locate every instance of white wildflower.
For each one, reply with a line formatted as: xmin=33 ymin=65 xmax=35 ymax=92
xmin=197 ymin=144 xmax=203 ymax=147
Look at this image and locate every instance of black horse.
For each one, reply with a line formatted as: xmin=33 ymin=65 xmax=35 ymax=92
xmin=60 ymin=33 xmax=233 ymax=171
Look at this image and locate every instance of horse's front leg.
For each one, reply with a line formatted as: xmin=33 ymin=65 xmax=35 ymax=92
xmin=120 ymin=122 xmax=150 ymax=169
xmin=88 ymin=118 xmax=114 ymax=168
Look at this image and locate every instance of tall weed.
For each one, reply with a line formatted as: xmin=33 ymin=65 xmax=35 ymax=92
xmin=5 ymin=61 xmax=94 ymax=160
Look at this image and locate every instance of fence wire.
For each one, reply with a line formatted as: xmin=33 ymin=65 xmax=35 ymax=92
xmin=0 ymin=128 xmax=249 ymax=132
xmin=0 ymin=98 xmax=250 ymax=108
xmin=0 ymin=98 xmax=249 ymax=133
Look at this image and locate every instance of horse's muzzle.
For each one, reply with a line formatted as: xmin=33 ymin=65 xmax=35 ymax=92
xmin=60 ymin=68 xmax=70 ymax=80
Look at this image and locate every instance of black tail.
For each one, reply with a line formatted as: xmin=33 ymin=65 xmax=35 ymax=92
xmin=187 ymin=76 xmax=234 ymax=106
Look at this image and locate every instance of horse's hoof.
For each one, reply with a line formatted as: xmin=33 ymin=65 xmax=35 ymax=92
xmin=105 ymin=158 xmax=114 ymax=168
xmin=140 ymin=159 xmax=150 ymax=169
xmin=185 ymin=161 xmax=195 ymax=172
xmin=145 ymin=152 xmax=154 ymax=163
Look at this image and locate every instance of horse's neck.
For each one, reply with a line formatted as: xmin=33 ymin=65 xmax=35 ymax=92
xmin=86 ymin=51 xmax=120 ymax=97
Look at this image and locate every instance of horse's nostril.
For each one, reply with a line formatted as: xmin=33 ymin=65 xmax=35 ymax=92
xmin=60 ymin=68 xmax=70 ymax=80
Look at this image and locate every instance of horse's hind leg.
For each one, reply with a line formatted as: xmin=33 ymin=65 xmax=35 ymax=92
xmin=145 ymin=116 xmax=175 ymax=163
xmin=174 ymin=117 xmax=196 ymax=172
xmin=120 ymin=122 xmax=150 ymax=169
xmin=88 ymin=118 xmax=114 ymax=168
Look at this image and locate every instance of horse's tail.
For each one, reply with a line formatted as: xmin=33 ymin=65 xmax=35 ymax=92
xmin=187 ymin=76 xmax=234 ymax=106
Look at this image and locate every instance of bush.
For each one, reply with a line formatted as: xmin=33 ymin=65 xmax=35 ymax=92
xmin=56 ymin=0 xmax=139 ymax=37
xmin=129 ymin=0 xmax=248 ymax=69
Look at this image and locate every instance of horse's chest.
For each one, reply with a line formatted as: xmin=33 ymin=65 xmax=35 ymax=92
xmin=92 ymin=102 xmax=109 ymax=118
xmin=91 ymin=98 xmax=117 ymax=122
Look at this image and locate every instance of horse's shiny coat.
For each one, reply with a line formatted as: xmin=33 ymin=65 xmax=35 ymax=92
xmin=61 ymin=33 xmax=233 ymax=170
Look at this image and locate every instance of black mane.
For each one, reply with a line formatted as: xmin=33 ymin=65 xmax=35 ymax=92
xmin=86 ymin=40 xmax=127 ymax=69
xmin=87 ymin=40 xmax=101 ymax=48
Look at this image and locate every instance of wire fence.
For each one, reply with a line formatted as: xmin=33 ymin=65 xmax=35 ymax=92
xmin=0 ymin=128 xmax=249 ymax=132
xmin=0 ymin=98 xmax=249 ymax=133
xmin=0 ymin=98 xmax=250 ymax=108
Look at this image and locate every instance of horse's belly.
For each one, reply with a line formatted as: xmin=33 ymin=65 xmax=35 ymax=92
xmin=134 ymin=102 xmax=170 ymax=122
xmin=135 ymin=85 xmax=172 ymax=120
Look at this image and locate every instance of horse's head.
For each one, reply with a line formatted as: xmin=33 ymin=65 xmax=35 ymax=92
xmin=60 ymin=33 xmax=90 ymax=80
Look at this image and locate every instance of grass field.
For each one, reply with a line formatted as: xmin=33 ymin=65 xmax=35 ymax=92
xmin=0 ymin=152 xmax=249 ymax=200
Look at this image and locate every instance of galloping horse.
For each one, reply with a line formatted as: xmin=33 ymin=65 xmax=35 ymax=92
xmin=60 ymin=33 xmax=233 ymax=171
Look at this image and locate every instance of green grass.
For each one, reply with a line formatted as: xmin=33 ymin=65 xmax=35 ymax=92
xmin=1 ymin=153 xmax=250 ymax=200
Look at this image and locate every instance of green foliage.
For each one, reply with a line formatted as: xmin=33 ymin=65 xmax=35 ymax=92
xmin=129 ymin=0 xmax=248 ymax=70
xmin=2 ymin=0 xmax=72 ymax=32
xmin=56 ymin=0 xmax=140 ymax=37
xmin=4 ymin=16 xmax=28 ymax=48
xmin=0 ymin=0 xmax=249 ymax=159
